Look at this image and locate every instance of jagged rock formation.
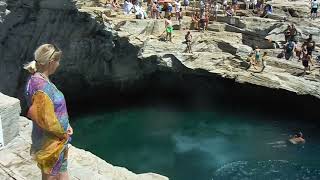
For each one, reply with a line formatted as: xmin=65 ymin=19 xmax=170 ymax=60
xmin=0 ymin=0 xmax=146 ymax=103
xmin=1 ymin=0 xmax=320 ymax=104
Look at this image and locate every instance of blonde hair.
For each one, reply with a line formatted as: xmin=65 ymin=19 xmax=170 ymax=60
xmin=23 ymin=44 xmax=62 ymax=74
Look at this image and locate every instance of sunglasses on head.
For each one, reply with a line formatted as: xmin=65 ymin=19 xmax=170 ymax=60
xmin=48 ymin=44 xmax=60 ymax=61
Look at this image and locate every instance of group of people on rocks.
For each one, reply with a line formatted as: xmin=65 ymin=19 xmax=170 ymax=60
xmin=248 ymin=22 xmax=318 ymax=75
xmin=103 ymin=0 xmax=319 ymax=72
xmin=281 ymin=23 xmax=317 ymax=75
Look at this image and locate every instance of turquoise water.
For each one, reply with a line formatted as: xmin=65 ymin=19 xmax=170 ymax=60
xmin=70 ymin=105 xmax=320 ymax=180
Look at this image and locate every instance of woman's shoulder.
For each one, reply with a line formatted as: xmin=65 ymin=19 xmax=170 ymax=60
xmin=27 ymin=74 xmax=48 ymax=90
xmin=26 ymin=74 xmax=57 ymax=96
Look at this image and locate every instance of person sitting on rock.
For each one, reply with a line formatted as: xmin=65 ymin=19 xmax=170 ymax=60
xmin=289 ymin=132 xmax=306 ymax=144
xmin=232 ymin=0 xmax=238 ymax=10
xmin=134 ymin=4 xmax=146 ymax=19
xmin=124 ymin=0 xmax=134 ymax=15
xmin=261 ymin=3 xmax=272 ymax=18
xmin=111 ymin=0 xmax=121 ymax=10
xmin=185 ymin=31 xmax=192 ymax=53
xmin=284 ymin=40 xmax=296 ymax=60
xmin=226 ymin=6 xmax=235 ymax=16
xmin=165 ymin=16 xmax=173 ymax=42
xmin=192 ymin=11 xmax=200 ymax=30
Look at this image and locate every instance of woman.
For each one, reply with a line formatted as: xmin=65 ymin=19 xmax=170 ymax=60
xmin=24 ymin=44 xmax=73 ymax=180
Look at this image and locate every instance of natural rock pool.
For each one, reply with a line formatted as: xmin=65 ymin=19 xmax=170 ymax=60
xmin=70 ymin=102 xmax=320 ymax=180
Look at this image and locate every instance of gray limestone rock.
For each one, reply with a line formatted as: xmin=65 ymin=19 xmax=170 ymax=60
xmin=0 ymin=93 xmax=20 ymax=146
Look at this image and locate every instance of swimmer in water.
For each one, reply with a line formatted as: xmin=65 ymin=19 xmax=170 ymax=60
xmin=289 ymin=132 xmax=305 ymax=145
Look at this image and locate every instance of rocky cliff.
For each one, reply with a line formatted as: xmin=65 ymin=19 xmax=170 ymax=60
xmin=0 ymin=0 xmax=150 ymax=104
xmin=1 ymin=0 xmax=320 ymax=105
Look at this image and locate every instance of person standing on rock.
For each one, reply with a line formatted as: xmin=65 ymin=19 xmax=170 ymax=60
xmin=165 ymin=16 xmax=173 ymax=42
xmin=175 ymin=0 xmax=181 ymax=21
xmin=199 ymin=0 xmax=205 ymax=17
xmin=253 ymin=46 xmax=261 ymax=66
xmin=212 ymin=2 xmax=219 ymax=21
xmin=302 ymin=54 xmax=314 ymax=75
xmin=24 ymin=44 xmax=73 ymax=180
xmin=222 ymin=0 xmax=228 ymax=15
xmin=304 ymin=34 xmax=316 ymax=57
xmin=259 ymin=52 xmax=268 ymax=72
xmin=251 ymin=0 xmax=257 ymax=10
xmin=185 ymin=31 xmax=192 ymax=53
xmin=284 ymin=24 xmax=292 ymax=43
xmin=289 ymin=23 xmax=297 ymax=42
xmin=311 ymin=0 xmax=319 ymax=20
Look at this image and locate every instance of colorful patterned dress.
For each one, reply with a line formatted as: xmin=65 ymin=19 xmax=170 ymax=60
xmin=25 ymin=73 xmax=70 ymax=175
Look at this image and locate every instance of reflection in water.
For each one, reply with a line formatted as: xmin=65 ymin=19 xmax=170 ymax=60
xmin=71 ymin=107 xmax=320 ymax=180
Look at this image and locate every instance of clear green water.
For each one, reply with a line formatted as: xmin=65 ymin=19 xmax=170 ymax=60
xmin=71 ymin=105 xmax=320 ymax=180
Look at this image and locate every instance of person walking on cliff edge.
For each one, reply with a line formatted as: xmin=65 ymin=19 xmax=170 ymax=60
xmin=24 ymin=44 xmax=73 ymax=180
xmin=165 ymin=16 xmax=173 ymax=42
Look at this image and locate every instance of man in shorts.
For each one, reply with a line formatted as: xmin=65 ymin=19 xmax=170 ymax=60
xmin=311 ymin=0 xmax=319 ymax=19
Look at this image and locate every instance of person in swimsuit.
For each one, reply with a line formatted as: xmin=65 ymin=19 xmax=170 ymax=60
xmin=254 ymin=46 xmax=261 ymax=66
xmin=165 ymin=16 xmax=173 ymax=42
xmin=289 ymin=132 xmax=305 ymax=144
